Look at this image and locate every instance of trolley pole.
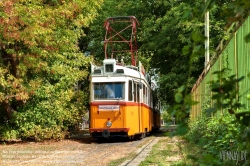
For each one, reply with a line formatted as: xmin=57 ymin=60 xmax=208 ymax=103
xmin=205 ymin=2 xmax=210 ymax=72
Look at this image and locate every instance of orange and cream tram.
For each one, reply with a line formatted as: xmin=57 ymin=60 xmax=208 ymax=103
xmin=89 ymin=59 xmax=160 ymax=139
xmin=88 ymin=16 xmax=160 ymax=139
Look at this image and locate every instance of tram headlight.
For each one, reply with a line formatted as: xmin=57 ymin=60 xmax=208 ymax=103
xmin=106 ymin=121 xmax=112 ymax=127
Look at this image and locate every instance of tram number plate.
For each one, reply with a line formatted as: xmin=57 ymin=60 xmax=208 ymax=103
xmin=98 ymin=105 xmax=120 ymax=111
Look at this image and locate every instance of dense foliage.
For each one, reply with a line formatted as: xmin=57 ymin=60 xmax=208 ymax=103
xmin=0 ymin=0 xmax=103 ymax=141
xmin=185 ymin=115 xmax=240 ymax=165
xmin=80 ymin=0 xmax=245 ymax=108
xmin=185 ymin=70 xmax=250 ymax=165
xmin=164 ymin=1 xmax=250 ymax=165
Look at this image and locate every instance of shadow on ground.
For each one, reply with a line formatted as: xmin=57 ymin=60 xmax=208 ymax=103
xmin=69 ymin=126 xmax=177 ymax=144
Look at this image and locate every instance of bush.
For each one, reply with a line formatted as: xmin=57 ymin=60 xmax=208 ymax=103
xmin=185 ymin=114 xmax=241 ymax=165
xmin=2 ymin=85 xmax=88 ymax=141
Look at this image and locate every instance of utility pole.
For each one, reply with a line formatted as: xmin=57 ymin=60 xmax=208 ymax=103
xmin=205 ymin=2 xmax=210 ymax=72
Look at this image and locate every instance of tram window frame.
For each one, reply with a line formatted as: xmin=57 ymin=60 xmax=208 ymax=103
xmin=145 ymin=86 xmax=148 ymax=105
xmin=128 ymin=80 xmax=133 ymax=101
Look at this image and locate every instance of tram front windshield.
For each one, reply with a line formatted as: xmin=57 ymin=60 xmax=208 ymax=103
xmin=93 ymin=82 xmax=125 ymax=100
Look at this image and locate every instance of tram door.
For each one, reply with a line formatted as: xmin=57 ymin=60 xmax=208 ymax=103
xmin=133 ymin=81 xmax=142 ymax=133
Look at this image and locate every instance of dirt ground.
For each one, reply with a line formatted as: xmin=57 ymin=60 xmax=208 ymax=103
xmin=0 ymin=132 xmax=155 ymax=166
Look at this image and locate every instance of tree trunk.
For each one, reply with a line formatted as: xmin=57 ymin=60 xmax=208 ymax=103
xmin=1 ymin=101 xmax=13 ymax=119
xmin=1 ymin=45 xmax=20 ymax=119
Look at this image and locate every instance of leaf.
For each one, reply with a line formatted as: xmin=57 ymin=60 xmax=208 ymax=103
xmin=201 ymin=0 xmax=215 ymax=18
xmin=182 ymin=9 xmax=192 ymax=20
xmin=211 ymin=94 xmax=221 ymax=99
xmin=205 ymin=107 xmax=216 ymax=116
xmin=175 ymin=93 xmax=183 ymax=103
xmin=176 ymin=125 xmax=189 ymax=136
xmin=235 ymin=76 xmax=245 ymax=82
xmin=244 ymin=32 xmax=250 ymax=43
xmin=177 ymin=85 xmax=185 ymax=93
xmin=192 ymin=31 xmax=206 ymax=42
xmin=187 ymin=154 xmax=198 ymax=161
xmin=182 ymin=45 xmax=191 ymax=55
xmin=198 ymin=137 xmax=207 ymax=146
xmin=202 ymin=154 xmax=215 ymax=163
xmin=235 ymin=111 xmax=250 ymax=126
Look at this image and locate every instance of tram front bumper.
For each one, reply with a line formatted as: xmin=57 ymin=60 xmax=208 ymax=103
xmin=89 ymin=128 xmax=130 ymax=138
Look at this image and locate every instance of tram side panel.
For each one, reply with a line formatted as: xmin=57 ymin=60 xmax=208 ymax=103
xmin=156 ymin=112 xmax=161 ymax=129
xmin=153 ymin=111 xmax=157 ymax=131
xmin=124 ymin=104 xmax=141 ymax=136
xmin=153 ymin=111 xmax=161 ymax=130
xmin=150 ymin=108 xmax=154 ymax=131
xmin=152 ymin=111 xmax=155 ymax=130
xmin=141 ymin=104 xmax=151 ymax=133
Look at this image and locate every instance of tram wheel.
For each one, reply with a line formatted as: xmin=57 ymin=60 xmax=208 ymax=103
xmin=134 ymin=133 xmax=142 ymax=140
xmin=140 ymin=132 xmax=146 ymax=139
xmin=129 ymin=135 xmax=134 ymax=141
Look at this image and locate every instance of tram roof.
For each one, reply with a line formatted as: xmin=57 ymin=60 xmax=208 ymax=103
xmin=90 ymin=59 xmax=150 ymax=84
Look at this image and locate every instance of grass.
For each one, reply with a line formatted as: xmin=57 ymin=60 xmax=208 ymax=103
xmin=107 ymin=136 xmax=157 ymax=166
xmin=105 ymin=128 xmax=198 ymax=166
xmin=137 ymin=131 xmax=200 ymax=166
xmin=139 ymin=137 xmax=179 ymax=166
xmin=106 ymin=130 xmax=201 ymax=166
xmin=107 ymin=152 xmax=137 ymax=166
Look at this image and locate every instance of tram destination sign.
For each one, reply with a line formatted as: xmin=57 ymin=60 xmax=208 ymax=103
xmin=98 ymin=105 xmax=120 ymax=111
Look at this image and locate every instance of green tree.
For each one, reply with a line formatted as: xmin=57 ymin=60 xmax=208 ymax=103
xmin=0 ymin=0 xmax=103 ymax=141
xmin=78 ymin=0 xmax=250 ymax=121
xmin=81 ymin=0 xmax=230 ymax=107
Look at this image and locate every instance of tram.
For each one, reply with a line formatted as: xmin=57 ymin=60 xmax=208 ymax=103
xmin=88 ymin=16 xmax=160 ymax=139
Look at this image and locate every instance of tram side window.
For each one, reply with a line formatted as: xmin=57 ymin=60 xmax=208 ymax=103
xmin=134 ymin=82 xmax=137 ymax=102
xmin=137 ymin=84 xmax=140 ymax=103
xmin=143 ymin=84 xmax=145 ymax=103
xmin=148 ymin=89 xmax=150 ymax=105
xmin=145 ymin=87 xmax=147 ymax=105
xmin=129 ymin=80 xmax=133 ymax=101
xmin=151 ymin=93 xmax=153 ymax=107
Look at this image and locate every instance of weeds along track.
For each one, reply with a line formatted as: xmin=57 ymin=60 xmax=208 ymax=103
xmin=120 ymin=137 xmax=159 ymax=166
